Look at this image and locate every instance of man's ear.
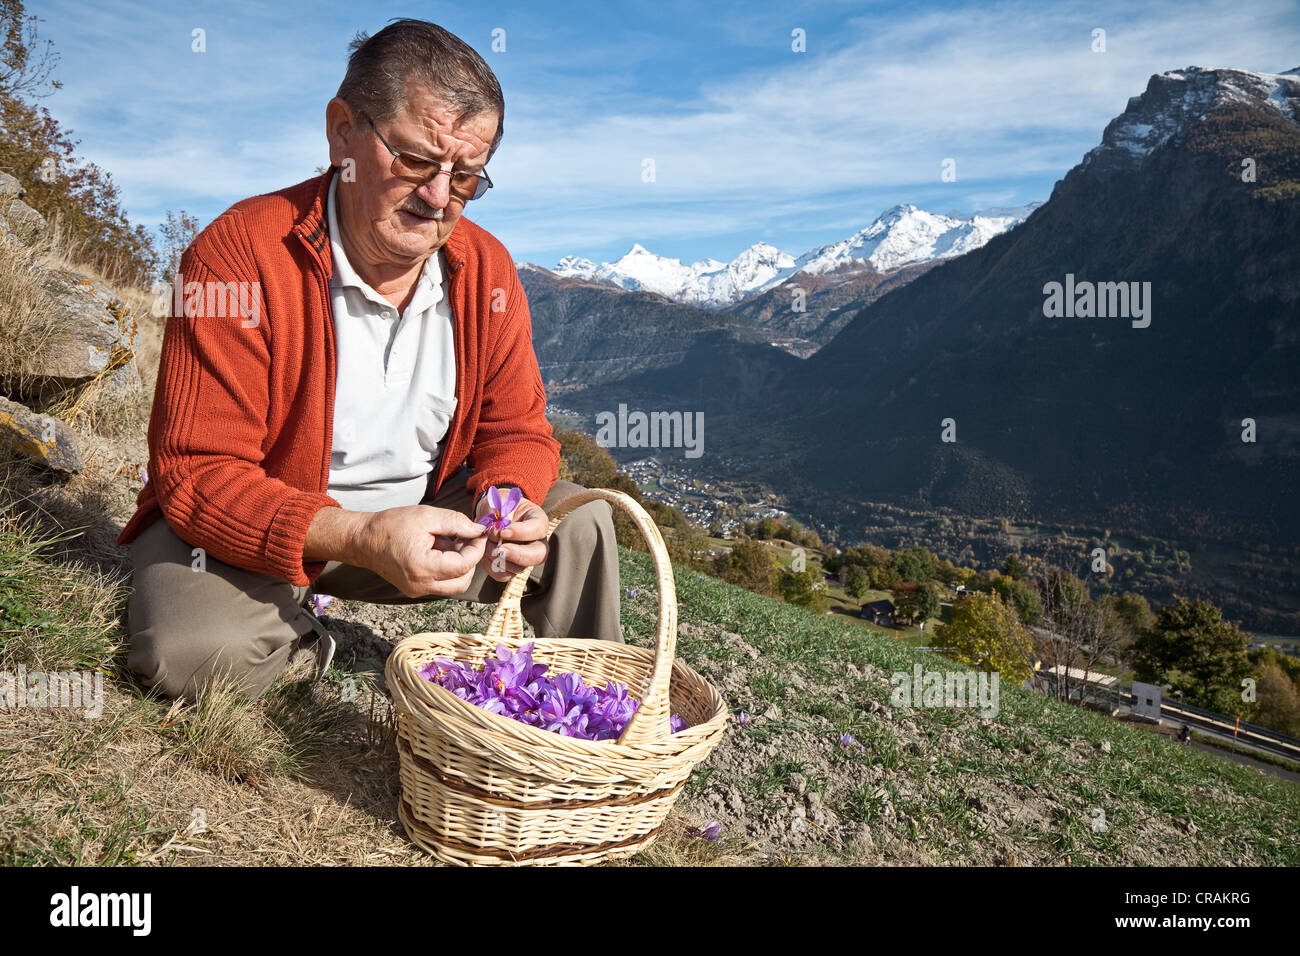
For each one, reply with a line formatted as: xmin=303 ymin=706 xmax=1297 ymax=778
xmin=325 ymin=97 xmax=360 ymax=169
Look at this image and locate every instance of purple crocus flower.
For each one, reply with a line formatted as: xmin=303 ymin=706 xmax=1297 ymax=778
xmin=839 ymin=732 xmax=857 ymax=748
xmin=491 ymin=642 xmax=534 ymax=694
xmin=308 ymin=594 xmax=333 ymax=616
xmin=736 ymin=710 xmax=751 ymax=728
xmin=417 ymin=642 xmax=687 ymax=741
xmin=476 ymin=485 xmax=523 ymax=533
xmin=700 ymin=820 xmax=722 ymax=841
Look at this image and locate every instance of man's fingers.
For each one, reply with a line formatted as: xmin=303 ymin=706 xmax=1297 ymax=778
xmin=423 ymin=505 xmax=489 ymax=540
xmin=493 ymin=539 xmax=547 ymax=568
xmin=425 ymin=541 xmax=484 ymax=579
xmin=431 ymin=533 xmax=488 ymax=559
xmin=484 ymin=552 xmax=529 ymax=582
xmin=411 ymin=566 xmax=478 ymax=597
xmin=499 ymin=504 xmax=548 ymax=541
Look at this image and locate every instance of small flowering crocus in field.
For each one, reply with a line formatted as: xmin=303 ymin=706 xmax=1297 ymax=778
xmin=839 ymin=732 xmax=857 ymax=748
xmin=476 ymin=485 xmax=522 ymax=533
xmin=736 ymin=710 xmax=752 ymax=728
xmin=308 ymin=594 xmax=333 ymax=616
xmin=625 ymin=587 xmax=639 ymax=598
xmin=419 ymin=642 xmax=686 ymax=742
xmin=699 ymin=820 xmax=722 ymax=841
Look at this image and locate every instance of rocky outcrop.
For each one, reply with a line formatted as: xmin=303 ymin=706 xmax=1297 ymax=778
xmin=30 ymin=265 xmax=138 ymax=392
xmin=0 ymin=170 xmax=48 ymax=244
xmin=0 ymin=395 xmax=83 ymax=474
xmin=0 ymin=168 xmax=142 ymax=476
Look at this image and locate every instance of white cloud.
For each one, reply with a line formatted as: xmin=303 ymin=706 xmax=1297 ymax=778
xmin=36 ymin=0 xmax=1300 ymax=262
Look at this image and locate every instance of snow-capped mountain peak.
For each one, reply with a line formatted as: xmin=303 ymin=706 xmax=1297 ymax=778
xmin=786 ymin=203 xmax=1037 ymax=279
xmin=1082 ymin=66 xmax=1300 ymax=173
xmin=546 ymin=203 xmax=1037 ymax=308
xmin=553 ymin=255 xmax=598 ymax=280
xmin=550 ymin=240 xmax=796 ymax=307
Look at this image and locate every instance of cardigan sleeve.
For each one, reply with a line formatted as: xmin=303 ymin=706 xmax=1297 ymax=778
xmin=146 ymin=239 xmax=340 ymax=586
xmin=465 ymin=261 xmax=560 ymax=507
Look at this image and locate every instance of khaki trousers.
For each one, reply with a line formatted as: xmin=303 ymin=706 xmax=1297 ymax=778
xmin=125 ymin=466 xmax=622 ymax=702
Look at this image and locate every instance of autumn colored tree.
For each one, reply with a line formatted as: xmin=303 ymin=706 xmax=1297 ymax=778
xmin=1251 ymin=666 xmax=1300 ymax=737
xmin=868 ymin=563 xmax=897 ymax=591
xmin=713 ymin=536 xmax=779 ymax=597
xmin=554 ymin=426 xmax=618 ymax=488
xmin=0 ymin=1 xmax=156 ymax=283
xmin=554 ymin=426 xmax=662 ymax=554
xmin=938 ymin=591 xmax=1033 ymax=685
xmin=934 ymin=558 xmax=961 ymax=587
xmin=661 ymin=520 xmax=709 ymax=571
xmin=1249 ymin=645 xmax=1300 ymax=685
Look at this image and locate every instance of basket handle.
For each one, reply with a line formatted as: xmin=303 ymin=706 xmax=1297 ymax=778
xmin=483 ymin=487 xmax=677 ymax=746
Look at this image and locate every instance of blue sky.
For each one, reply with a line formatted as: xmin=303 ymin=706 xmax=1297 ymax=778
xmin=35 ymin=0 xmax=1300 ymax=269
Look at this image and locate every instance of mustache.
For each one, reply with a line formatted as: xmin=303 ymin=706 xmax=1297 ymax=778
xmin=401 ymin=194 xmax=444 ymax=220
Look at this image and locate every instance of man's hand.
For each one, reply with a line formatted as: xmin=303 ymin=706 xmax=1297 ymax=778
xmin=357 ymin=504 xmax=488 ymax=598
xmin=476 ymin=490 xmax=549 ymax=583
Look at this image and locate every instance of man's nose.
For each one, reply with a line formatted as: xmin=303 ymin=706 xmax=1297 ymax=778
xmin=416 ymin=171 xmax=451 ymax=209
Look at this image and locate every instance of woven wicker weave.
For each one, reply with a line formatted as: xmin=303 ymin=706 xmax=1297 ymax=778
xmin=386 ymin=488 xmax=729 ymax=865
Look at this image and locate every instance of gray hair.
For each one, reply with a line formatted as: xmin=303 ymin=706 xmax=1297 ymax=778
xmin=337 ymin=19 xmax=504 ymax=159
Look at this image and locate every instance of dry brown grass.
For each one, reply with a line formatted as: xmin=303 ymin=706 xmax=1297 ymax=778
xmin=0 ymin=684 xmax=442 ymax=867
xmin=166 ymin=658 xmax=369 ymax=788
xmin=0 ymin=224 xmax=66 ymax=397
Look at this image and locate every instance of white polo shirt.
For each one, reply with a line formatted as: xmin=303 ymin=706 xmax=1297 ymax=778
xmin=325 ymin=175 xmax=458 ymax=513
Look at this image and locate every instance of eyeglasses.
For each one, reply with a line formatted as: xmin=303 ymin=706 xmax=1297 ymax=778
xmin=363 ymin=112 xmax=493 ymax=201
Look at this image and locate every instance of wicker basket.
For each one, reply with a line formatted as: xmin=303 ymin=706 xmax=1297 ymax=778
xmin=385 ymin=488 xmax=729 ymax=866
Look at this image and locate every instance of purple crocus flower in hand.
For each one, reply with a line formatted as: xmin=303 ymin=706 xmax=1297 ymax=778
xmin=476 ymin=485 xmax=522 ymax=533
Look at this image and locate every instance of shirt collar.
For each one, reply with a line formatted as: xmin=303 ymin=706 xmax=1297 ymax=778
xmin=326 ymin=175 xmax=445 ymax=312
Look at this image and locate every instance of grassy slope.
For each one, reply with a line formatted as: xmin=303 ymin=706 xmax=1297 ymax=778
xmin=617 ymin=547 xmax=1300 ymax=865
xmin=2 ymin=502 xmax=1296 ymax=865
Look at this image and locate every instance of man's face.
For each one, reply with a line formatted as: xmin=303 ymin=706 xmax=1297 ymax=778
xmin=327 ymin=78 xmax=498 ymax=268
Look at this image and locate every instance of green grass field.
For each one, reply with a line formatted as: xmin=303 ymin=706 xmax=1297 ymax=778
xmin=2 ymin=503 xmax=1297 ymax=866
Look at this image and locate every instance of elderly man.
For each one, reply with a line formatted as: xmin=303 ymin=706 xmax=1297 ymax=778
xmin=117 ymin=20 xmax=622 ymax=703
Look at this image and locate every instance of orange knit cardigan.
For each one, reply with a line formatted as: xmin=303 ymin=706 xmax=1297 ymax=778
xmin=117 ymin=168 xmax=560 ymax=586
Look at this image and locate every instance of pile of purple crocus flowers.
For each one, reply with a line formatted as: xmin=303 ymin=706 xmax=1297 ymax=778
xmin=419 ymin=641 xmax=686 ymax=741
